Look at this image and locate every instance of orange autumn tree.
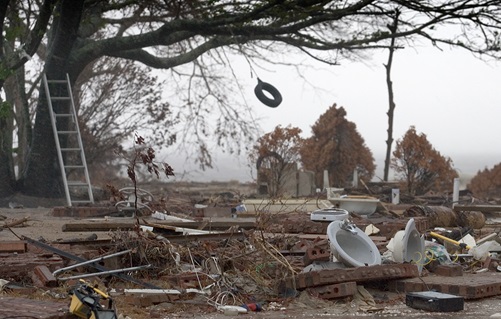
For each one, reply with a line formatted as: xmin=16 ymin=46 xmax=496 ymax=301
xmin=250 ymin=125 xmax=303 ymax=197
xmin=391 ymin=126 xmax=458 ymax=196
xmin=300 ymin=104 xmax=375 ymax=188
xmin=468 ymin=164 xmax=501 ymax=200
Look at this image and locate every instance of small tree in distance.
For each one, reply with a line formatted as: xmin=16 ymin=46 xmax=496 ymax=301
xmin=391 ymin=126 xmax=458 ymax=196
xmin=250 ymin=125 xmax=303 ymax=197
xmin=468 ymin=164 xmax=501 ymax=200
xmin=300 ymin=104 xmax=375 ymax=188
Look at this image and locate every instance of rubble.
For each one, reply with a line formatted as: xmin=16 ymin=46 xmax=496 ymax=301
xmin=3 ymin=190 xmax=501 ymax=318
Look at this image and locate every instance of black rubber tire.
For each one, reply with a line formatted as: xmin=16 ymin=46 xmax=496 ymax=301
xmin=254 ymin=78 xmax=282 ymax=108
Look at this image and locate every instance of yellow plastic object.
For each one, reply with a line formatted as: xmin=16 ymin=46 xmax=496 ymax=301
xmin=69 ymin=293 xmax=91 ymax=319
xmin=429 ymin=231 xmax=472 ymax=250
xmin=79 ymin=279 xmax=110 ymax=299
xmin=90 ymin=309 xmax=118 ymax=319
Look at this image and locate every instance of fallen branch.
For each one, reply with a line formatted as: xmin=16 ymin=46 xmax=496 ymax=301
xmin=3 ymin=216 xmax=30 ymax=228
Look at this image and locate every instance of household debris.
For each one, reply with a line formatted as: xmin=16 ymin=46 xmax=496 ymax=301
xmin=4 ymin=195 xmax=501 ymax=318
xmin=69 ymin=279 xmax=118 ymax=319
xmin=406 ymin=291 xmax=464 ymax=312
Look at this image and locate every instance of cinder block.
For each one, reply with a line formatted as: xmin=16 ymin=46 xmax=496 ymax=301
xmin=307 ymin=281 xmax=357 ymax=299
xmin=433 ymin=264 xmax=463 ymax=277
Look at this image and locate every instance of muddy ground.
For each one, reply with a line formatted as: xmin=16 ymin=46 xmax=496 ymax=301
xmin=1 ymin=196 xmax=501 ymax=318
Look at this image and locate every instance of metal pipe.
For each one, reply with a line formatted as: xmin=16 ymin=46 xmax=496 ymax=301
xmin=57 ymin=264 xmax=152 ymax=281
xmin=53 ymin=249 xmax=132 ymax=276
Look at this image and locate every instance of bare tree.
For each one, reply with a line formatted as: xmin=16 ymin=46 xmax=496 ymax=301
xmin=383 ymin=10 xmax=400 ymax=181
xmin=2 ymin=1 xmax=501 ymax=197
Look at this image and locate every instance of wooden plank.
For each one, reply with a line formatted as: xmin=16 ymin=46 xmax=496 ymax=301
xmin=152 ymin=221 xmax=256 ymax=230
xmin=0 ymin=241 xmax=27 ymax=253
xmin=453 ymin=205 xmax=501 ymax=213
xmin=62 ymin=222 xmax=135 ymax=232
xmin=62 ymin=221 xmax=256 ymax=232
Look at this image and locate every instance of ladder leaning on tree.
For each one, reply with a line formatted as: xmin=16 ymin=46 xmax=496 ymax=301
xmin=42 ymin=73 xmax=94 ymax=206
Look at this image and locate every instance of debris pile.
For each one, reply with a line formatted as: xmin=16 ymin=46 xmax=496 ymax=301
xmin=3 ymin=195 xmax=501 ymax=317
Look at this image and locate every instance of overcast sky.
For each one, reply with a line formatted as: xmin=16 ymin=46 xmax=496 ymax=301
xmin=168 ymin=45 xmax=501 ymax=184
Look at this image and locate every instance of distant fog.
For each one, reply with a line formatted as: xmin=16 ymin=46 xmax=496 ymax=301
xmin=164 ymin=152 xmax=500 ymax=189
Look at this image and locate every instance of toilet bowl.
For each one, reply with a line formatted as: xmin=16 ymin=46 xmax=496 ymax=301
xmin=327 ymin=220 xmax=381 ymax=267
xmin=392 ymin=218 xmax=425 ymax=273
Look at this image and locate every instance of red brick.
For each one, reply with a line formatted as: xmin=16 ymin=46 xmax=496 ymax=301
xmin=433 ymin=264 xmax=463 ymax=277
xmin=303 ymin=246 xmax=330 ymax=266
xmin=282 ymin=264 xmax=419 ymax=290
xmin=33 ymin=265 xmax=58 ymax=287
xmin=0 ymin=241 xmax=27 ymax=253
xmin=306 ymin=281 xmax=357 ymax=299
xmin=388 ymin=272 xmax=501 ymax=299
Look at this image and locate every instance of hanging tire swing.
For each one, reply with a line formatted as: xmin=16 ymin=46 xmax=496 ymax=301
xmin=254 ymin=78 xmax=282 ymax=108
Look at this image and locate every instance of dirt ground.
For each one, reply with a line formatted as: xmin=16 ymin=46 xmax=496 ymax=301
xmin=2 ymin=197 xmax=501 ymax=318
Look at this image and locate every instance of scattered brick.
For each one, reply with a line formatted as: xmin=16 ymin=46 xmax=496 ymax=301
xmin=306 ymin=281 xmax=357 ymax=299
xmin=0 ymin=252 xmax=64 ymax=280
xmin=388 ymin=272 xmax=501 ymax=299
xmin=0 ymin=241 xmax=27 ymax=253
xmin=433 ymin=264 xmax=463 ymax=277
xmin=303 ymin=246 xmax=330 ymax=266
xmin=281 ymin=263 xmax=419 ymax=291
xmin=33 ymin=265 xmax=58 ymax=287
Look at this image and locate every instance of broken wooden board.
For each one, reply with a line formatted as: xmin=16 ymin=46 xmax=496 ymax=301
xmin=0 ymin=241 xmax=27 ymax=253
xmin=62 ymin=222 xmax=135 ymax=232
xmin=62 ymin=220 xmax=256 ymax=232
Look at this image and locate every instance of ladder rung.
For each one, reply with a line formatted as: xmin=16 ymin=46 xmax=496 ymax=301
xmin=71 ymin=200 xmax=94 ymax=204
xmin=64 ymin=165 xmax=85 ymax=169
xmin=67 ymin=181 xmax=89 ymax=186
xmin=55 ymin=114 xmax=73 ymax=117
xmin=47 ymin=80 xmax=67 ymax=84
xmin=51 ymin=97 xmax=71 ymax=101
xmin=57 ymin=131 xmax=78 ymax=134
xmin=61 ymin=148 xmax=81 ymax=151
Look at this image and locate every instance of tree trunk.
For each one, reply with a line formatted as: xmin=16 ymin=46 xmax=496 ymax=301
xmin=0 ymin=102 xmax=15 ymax=197
xmin=13 ymin=66 xmax=32 ymax=179
xmin=383 ymin=12 xmax=399 ymax=182
xmin=22 ymin=0 xmax=85 ymax=197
